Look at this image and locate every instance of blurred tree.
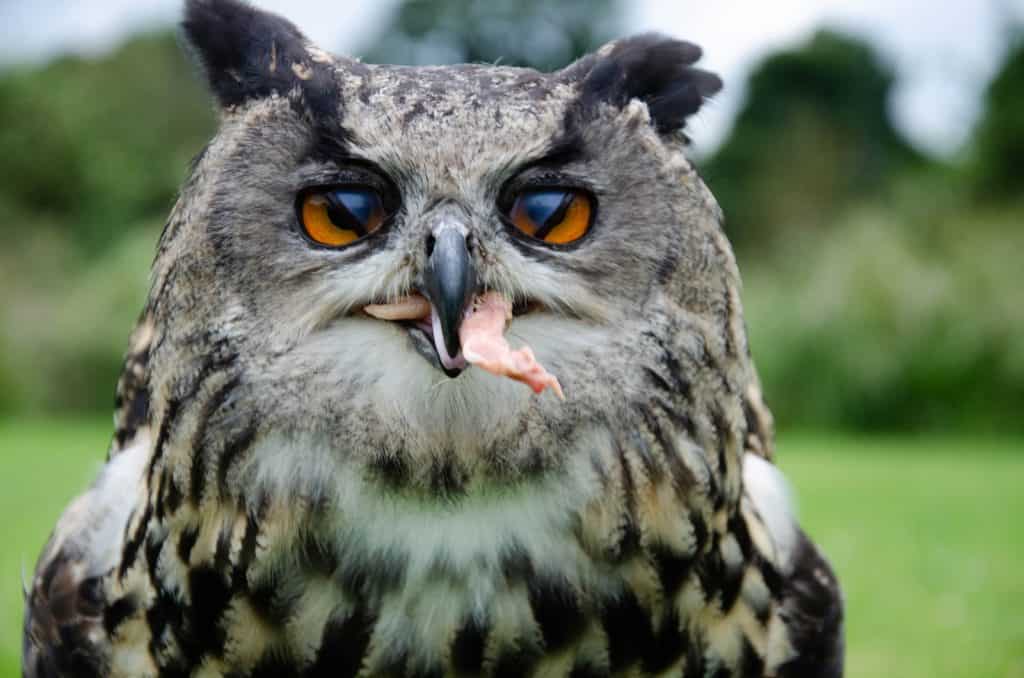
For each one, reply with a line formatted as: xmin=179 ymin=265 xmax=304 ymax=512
xmin=970 ymin=37 xmax=1024 ymax=200
xmin=360 ymin=0 xmax=621 ymax=71
xmin=702 ymin=30 xmax=922 ymax=252
xmin=0 ymin=33 xmax=215 ymax=254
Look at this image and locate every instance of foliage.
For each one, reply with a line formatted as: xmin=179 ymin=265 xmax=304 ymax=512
xmin=703 ymin=30 xmax=921 ymax=251
xmin=361 ymin=0 xmax=620 ymax=71
xmin=743 ymin=200 xmax=1024 ymax=431
xmin=0 ymin=33 xmax=212 ymax=414
xmin=0 ymin=32 xmax=214 ymax=252
xmin=971 ymin=36 xmax=1024 ymax=200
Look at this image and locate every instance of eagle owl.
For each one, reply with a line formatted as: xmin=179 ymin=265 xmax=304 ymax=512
xmin=23 ymin=1 xmax=844 ymax=676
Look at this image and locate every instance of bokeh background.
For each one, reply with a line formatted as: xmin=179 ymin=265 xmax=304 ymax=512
xmin=1 ymin=1 xmax=1021 ymax=676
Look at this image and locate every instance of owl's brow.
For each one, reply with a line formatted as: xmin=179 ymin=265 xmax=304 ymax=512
xmin=302 ymin=126 xmax=354 ymax=165
xmin=519 ymin=131 xmax=586 ymax=172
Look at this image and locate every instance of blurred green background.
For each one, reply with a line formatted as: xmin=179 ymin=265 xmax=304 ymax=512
xmin=1 ymin=0 xmax=1021 ymax=676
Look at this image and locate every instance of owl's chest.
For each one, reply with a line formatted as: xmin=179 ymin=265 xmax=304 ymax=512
xmin=184 ymin=490 xmax=679 ymax=677
xmin=160 ymin=488 xmax=763 ymax=678
xmin=123 ymin=431 xmax=758 ymax=676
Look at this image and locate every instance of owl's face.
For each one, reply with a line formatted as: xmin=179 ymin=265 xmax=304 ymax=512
xmin=152 ymin=1 xmax=734 ymax=482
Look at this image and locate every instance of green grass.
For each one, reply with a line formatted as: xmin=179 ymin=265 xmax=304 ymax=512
xmin=1 ymin=420 xmax=1021 ymax=677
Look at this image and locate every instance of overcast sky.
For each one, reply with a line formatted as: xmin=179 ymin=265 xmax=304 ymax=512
xmin=2 ymin=0 xmax=1022 ymax=156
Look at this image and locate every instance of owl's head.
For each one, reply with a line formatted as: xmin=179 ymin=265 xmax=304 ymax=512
xmin=142 ymin=0 xmax=764 ymax=487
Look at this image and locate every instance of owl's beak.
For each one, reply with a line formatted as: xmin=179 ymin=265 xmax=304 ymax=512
xmin=423 ymin=227 xmax=477 ymax=363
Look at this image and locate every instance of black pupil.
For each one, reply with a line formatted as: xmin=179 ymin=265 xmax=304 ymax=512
xmin=325 ymin=189 xmax=380 ymax=235
xmin=520 ymin=190 xmax=573 ymax=239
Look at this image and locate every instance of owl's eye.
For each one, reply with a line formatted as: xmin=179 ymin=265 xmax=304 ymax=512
xmin=299 ymin=187 xmax=385 ymax=247
xmin=508 ymin=189 xmax=594 ymax=245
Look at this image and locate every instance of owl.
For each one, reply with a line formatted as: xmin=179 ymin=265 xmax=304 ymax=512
xmin=22 ymin=1 xmax=844 ymax=676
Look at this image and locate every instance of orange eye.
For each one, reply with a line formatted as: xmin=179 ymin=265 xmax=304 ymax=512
xmin=509 ymin=189 xmax=593 ymax=245
xmin=300 ymin=187 xmax=385 ymax=247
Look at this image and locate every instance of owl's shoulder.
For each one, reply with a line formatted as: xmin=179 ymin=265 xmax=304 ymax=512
xmin=22 ymin=433 xmax=150 ymax=678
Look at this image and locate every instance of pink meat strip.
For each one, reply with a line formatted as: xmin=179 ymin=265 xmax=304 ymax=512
xmin=363 ymin=295 xmax=432 ymax=321
xmin=460 ymin=292 xmax=565 ymax=399
xmin=363 ymin=292 xmax=564 ymax=398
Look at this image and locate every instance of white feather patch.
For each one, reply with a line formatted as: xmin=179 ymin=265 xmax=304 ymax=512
xmin=742 ymin=453 xmax=798 ymax=572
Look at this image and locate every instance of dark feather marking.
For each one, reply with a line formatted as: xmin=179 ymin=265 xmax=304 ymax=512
xmin=641 ymin=608 xmax=687 ymax=674
xmin=738 ymin=635 xmax=765 ymax=676
xmin=102 ymin=596 xmax=137 ymax=636
xmin=710 ymin=407 xmax=730 ymax=476
xmin=686 ymin=634 xmax=707 ymax=677
xmin=498 ymin=540 xmax=535 ymax=584
xmin=491 ymin=641 xmax=543 ymax=678
xmin=637 ymin=403 xmax=697 ymax=498
xmin=336 ymin=543 xmax=407 ymax=601
xmin=248 ymin=652 xmax=298 ymax=678
xmin=728 ymin=513 xmax=753 ymax=560
xmin=118 ymin=501 xmax=152 ymax=579
xmin=695 ymin=535 xmax=725 ymax=604
xmin=643 ymin=366 xmax=676 ymax=396
xmin=649 ymin=392 xmax=696 ymax=441
xmin=76 ymin=577 xmax=104 ymax=618
xmin=111 ymin=346 xmax=151 ymax=454
xmin=451 ymin=614 xmax=489 ymax=676
xmin=610 ymin=429 xmax=641 ymax=561
xmin=690 ymin=510 xmax=710 ymax=552
xmin=213 ymin=524 xmax=233 ymax=573
xmin=759 ymin=558 xmax=785 ymax=599
xmin=230 ymin=501 xmax=265 ymax=590
xmin=718 ymin=546 xmax=745 ymax=613
xmin=569 ymin=662 xmax=611 ymax=678
xmin=601 ymin=589 xmax=653 ymax=671
xmin=189 ymin=374 xmax=242 ymax=505
xmin=215 ymin=421 xmax=259 ymax=498
xmin=527 ymin=575 xmax=587 ymax=652
xmin=54 ymin=625 xmax=103 ymax=678
xmin=307 ymin=604 xmax=376 ymax=678
xmin=776 ymin=531 xmax=845 ymax=678
xmin=177 ymin=524 xmax=200 ymax=565
xmin=153 ymin=470 xmax=168 ymax=521
xmin=145 ymin=395 xmax=182 ymax=490
xmin=649 ymin=542 xmax=693 ymax=600
xmin=515 ymin=130 xmax=587 ymax=174
xmin=428 ymin=454 xmax=468 ymax=497
xmin=626 ymin=426 xmax=663 ymax=485
xmin=164 ymin=476 xmax=183 ymax=516
xmin=641 ymin=330 xmax=693 ymax=399
xmin=148 ymin=589 xmax=186 ymax=666
xmin=368 ymin=450 xmax=410 ymax=489
xmin=246 ymin=567 xmax=297 ymax=627
xmin=299 ymin=531 xmax=339 ymax=576
xmin=185 ymin=566 xmax=231 ymax=658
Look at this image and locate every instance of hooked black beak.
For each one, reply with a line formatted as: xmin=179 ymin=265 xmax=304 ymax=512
xmin=423 ymin=228 xmax=476 ymax=359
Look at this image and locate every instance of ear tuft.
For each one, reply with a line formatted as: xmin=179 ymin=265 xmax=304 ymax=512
xmin=574 ymin=34 xmax=722 ymax=136
xmin=182 ymin=0 xmax=312 ymax=108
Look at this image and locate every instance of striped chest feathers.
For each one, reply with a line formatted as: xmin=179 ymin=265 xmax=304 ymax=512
xmin=104 ymin=427 xmax=798 ymax=677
